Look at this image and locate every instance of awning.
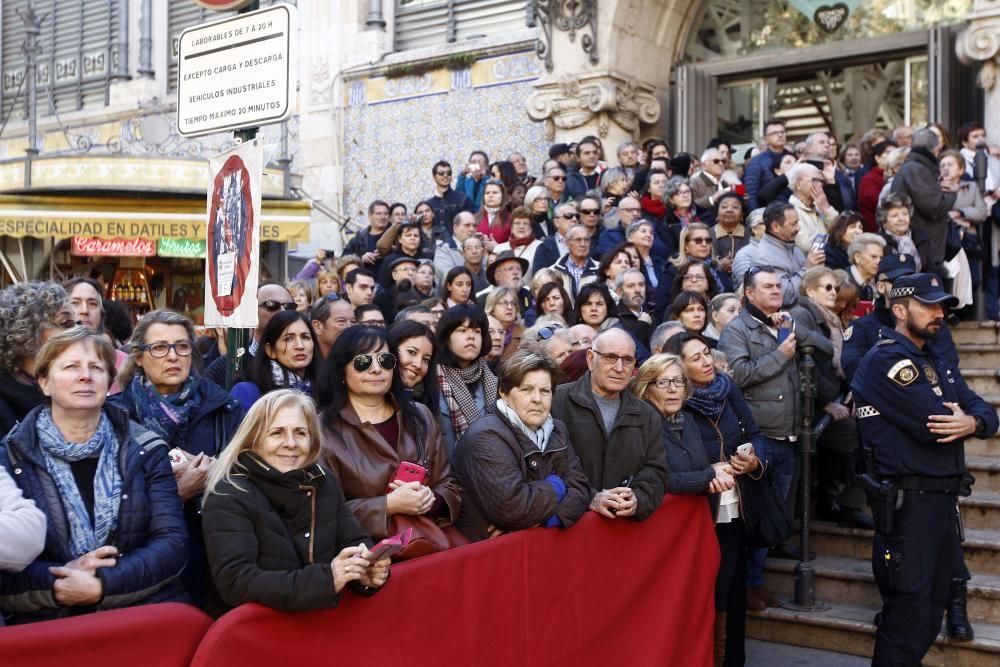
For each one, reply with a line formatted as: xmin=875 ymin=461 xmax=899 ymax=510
xmin=0 ymin=194 xmax=311 ymax=242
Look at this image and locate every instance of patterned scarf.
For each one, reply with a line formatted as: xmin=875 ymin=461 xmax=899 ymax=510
xmin=126 ymin=372 xmax=201 ymax=444
xmin=36 ymin=408 xmax=121 ymax=559
xmin=437 ymin=358 xmax=498 ymax=441
xmin=685 ymin=373 xmax=732 ymax=421
xmin=495 ymin=398 xmax=554 ymax=452
xmin=270 ymin=360 xmax=312 ymax=394
xmin=812 ymin=299 xmax=845 ymax=376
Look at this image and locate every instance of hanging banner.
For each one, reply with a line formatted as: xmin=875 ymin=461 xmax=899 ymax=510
xmin=787 ymin=0 xmax=860 ymax=33
xmin=71 ymin=236 xmax=156 ymax=257
xmin=204 ymin=140 xmax=262 ymax=327
xmin=158 ymin=238 xmax=207 ymax=258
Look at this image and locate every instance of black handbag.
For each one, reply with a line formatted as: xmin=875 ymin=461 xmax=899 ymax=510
xmin=962 ymin=228 xmax=986 ymax=260
xmin=738 ymin=467 xmax=794 ymax=548
xmin=944 ymin=221 xmax=963 ymax=261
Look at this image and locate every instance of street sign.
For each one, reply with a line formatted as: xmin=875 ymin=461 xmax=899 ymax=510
xmin=176 ymin=3 xmax=296 ymax=137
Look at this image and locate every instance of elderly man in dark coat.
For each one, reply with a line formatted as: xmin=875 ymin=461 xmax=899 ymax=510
xmin=551 ymin=329 xmax=668 ymax=520
xmin=890 ymin=128 xmax=956 ymax=273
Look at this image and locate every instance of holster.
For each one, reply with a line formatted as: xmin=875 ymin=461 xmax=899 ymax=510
xmin=858 ymin=473 xmax=900 ymax=534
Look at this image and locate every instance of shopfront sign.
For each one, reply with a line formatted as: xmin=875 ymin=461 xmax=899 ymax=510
xmin=176 ymin=4 xmax=296 ymax=136
xmin=788 ymin=0 xmax=859 ymax=33
xmin=204 ymin=140 xmax=262 ymax=326
xmin=71 ymin=236 xmax=156 ymax=257
xmin=0 ymin=213 xmax=308 ymax=242
xmin=158 ymin=238 xmax=207 ymax=258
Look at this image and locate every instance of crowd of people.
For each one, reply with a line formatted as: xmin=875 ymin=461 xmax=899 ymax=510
xmin=0 ymin=122 xmax=997 ymax=666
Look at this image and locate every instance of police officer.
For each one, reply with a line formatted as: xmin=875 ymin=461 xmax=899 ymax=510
xmin=851 ymin=273 xmax=998 ymax=665
xmin=842 ymin=253 xmax=958 ymax=385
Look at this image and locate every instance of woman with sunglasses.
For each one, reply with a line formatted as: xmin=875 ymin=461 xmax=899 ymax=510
xmin=440 ymin=266 xmax=475 ymax=308
xmin=387 ymin=319 xmax=439 ymax=415
xmin=317 ymin=326 xmax=462 ymax=557
xmin=231 ymin=311 xmax=320 ymax=410
xmin=435 ymin=305 xmax=497 ymax=453
xmin=0 ymin=282 xmax=76 ymax=436
xmin=113 ymin=309 xmax=244 ymax=604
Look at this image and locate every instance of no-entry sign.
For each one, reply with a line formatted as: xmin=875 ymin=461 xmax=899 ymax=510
xmin=176 ymin=3 xmax=296 ymax=137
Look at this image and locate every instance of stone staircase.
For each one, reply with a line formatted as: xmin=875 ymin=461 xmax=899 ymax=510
xmin=747 ymin=321 xmax=1000 ymax=666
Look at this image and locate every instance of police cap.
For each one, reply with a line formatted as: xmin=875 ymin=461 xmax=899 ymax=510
xmin=877 ymin=253 xmax=917 ymax=281
xmin=889 ymin=272 xmax=959 ymax=308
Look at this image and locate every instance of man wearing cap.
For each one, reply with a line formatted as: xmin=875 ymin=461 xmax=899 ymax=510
xmin=476 ymin=251 xmax=531 ymax=314
xmin=374 ymin=256 xmax=419 ymax=322
xmin=842 ymin=253 xmax=959 ymax=385
xmin=851 ymin=273 xmax=998 ymax=665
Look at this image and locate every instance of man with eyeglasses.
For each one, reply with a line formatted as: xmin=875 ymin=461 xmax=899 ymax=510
xmin=751 ymin=202 xmax=824 ymax=307
xmin=551 ymin=328 xmax=668 ymax=522
xmin=594 ymin=196 xmax=648 ymax=258
xmin=461 ymin=235 xmax=489 ymax=293
xmin=477 ymin=251 xmax=531 ymax=314
xmin=531 ymin=202 xmax=578 ymax=274
xmin=552 ymin=224 xmax=600 ymax=296
xmin=787 ymin=162 xmax=839 ymax=254
xmin=344 ymin=200 xmax=393 ymax=276
xmin=433 ymin=211 xmax=478 ymax=284
xmin=204 ymin=281 xmax=295 ymax=387
xmin=374 ymin=256 xmax=420 ymax=322
xmin=690 ymin=147 xmax=741 ymax=214
xmin=567 ymin=324 xmax=595 ymax=351
xmin=427 ymin=160 xmax=473 ymax=231
xmin=355 ymin=304 xmax=386 ymax=328
xmin=744 ymin=119 xmax=788 ymax=210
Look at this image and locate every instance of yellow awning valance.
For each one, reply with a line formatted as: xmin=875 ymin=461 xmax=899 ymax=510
xmin=0 ymin=194 xmax=311 ymax=242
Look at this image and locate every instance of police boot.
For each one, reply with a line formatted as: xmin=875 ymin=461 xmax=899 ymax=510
xmin=947 ymin=578 xmax=974 ymax=642
xmin=713 ymin=611 xmax=726 ymax=667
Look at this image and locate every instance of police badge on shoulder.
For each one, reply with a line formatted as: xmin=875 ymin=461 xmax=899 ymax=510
xmin=887 ymin=359 xmax=919 ymax=387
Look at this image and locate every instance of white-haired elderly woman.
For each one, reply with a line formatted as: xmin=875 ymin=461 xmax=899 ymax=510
xmin=846 ymin=232 xmax=886 ymax=301
xmin=599 ymin=166 xmax=632 ymax=212
xmin=0 ymin=282 xmax=75 ymax=435
xmin=625 ymin=219 xmax=667 ymax=306
xmin=111 ymin=308 xmax=245 ymax=605
xmin=519 ymin=324 xmax=573 ymax=366
xmin=0 ymin=328 xmax=188 ymax=624
xmin=876 ymin=193 xmax=931 ymax=272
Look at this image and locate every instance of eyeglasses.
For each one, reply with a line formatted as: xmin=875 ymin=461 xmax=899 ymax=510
xmin=548 ymin=175 xmax=566 ymax=181
xmin=352 ymin=352 xmax=397 ymax=372
xmin=560 ymin=212 xmax=579 ymax=220
xmin=567 ymin=237 xmax=591 ymax=243
xmin=137 ymin=341 xmax=195 ymax=358
xmin=683 ymin=274 xmax=707 ymax=282
xmin=621 ymin=207 xmax=641 ymax=213
xmin=261 ymin=300 xmax=297 ymax=312
xmin=689 ymin=237 xmax=712 ymax=245
xmin=654 ymin=377 xmax=687 ymax=390
xmin=435 ymin=170 xmax=452 ymax=177
xmin=708 ymin=159 xmax=724 ymax=164
xmin=496 ymin=299 xmax=517 ymax=307
xmin=579 ymin=208 xmax=600 ymax=215
xmin=591 ymin=349 xmax=636 ymax=368
xmin=674 ymin=189 xmax=692 ymax=196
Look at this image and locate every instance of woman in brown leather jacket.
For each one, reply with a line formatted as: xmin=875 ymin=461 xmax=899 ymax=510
xmin=316 ymin=326 xmax=462 ymax=555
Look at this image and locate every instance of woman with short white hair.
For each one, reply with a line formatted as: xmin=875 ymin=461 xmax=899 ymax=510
xmin=846 ymin=232 xmax=886 ymax=301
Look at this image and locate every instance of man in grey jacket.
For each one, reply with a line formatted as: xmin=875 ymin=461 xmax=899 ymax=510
xmin=890 ymin=127 xmax=956 ymax=272
xmin=750 ymin=202 xmax=825 ymax=306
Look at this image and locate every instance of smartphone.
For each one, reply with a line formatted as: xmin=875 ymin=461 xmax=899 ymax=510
xmin=776 ymin=315 xmax=793 ymax=343
xmin=736 ymin=443 xmax=753 ymax=457
xmin=810 ymin=233 xmax=829 ymax=254
xmin=168 ymin=448 xmax=188 ymax=467
xmin=733 ymin=183 xmax=746 ymax=196
xmin=365 ymin=527 xmax=413 ymax=562
xmin=392 ymin=461 xmax=428 ymax=486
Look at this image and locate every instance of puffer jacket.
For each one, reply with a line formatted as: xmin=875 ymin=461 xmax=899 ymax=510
xmin=0 ymin=404 xmax=188 ymax=624
xmin=718 ymin=308 xmax=802 ymax=440
xmin=202 ymin=451 xmax=376 ymax=617
xmin=110 ymin=376 xmax=244 ymax=605
xmin=551 ymin=372 xmax=669 ymax=520
xmin=452 ymin=412 xmax=591 ymax=542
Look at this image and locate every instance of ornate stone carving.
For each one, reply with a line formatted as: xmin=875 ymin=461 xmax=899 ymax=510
xmin=527 ymin=72 xmax=660 ymax=140
xmin=957 ymin=0 xmax=1000 ymax=90
xmin=535 ymin=0 xmax=598 ymax=72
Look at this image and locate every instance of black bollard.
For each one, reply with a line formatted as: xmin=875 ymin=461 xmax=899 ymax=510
xmin=794 ymin=345 xmax=817 ymax=609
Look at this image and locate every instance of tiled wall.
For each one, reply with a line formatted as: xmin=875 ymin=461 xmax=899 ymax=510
xmin=342 ymin=51 xmax=549 ymax=229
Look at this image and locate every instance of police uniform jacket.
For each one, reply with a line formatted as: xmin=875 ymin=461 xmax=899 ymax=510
xmin=850 ymin=327 xmax=998 ymax=478
xmin=841 ymin=301 xmax=958 ymax=384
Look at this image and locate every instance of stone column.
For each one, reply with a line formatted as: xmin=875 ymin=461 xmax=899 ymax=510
xmin=957 ymin=0 xmax=1000 ymax=139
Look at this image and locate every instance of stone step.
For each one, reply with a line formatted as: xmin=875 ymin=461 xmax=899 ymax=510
xmin=967 ymin=437 xmax=998 ymax=457
xmin=957 ymin=344 xmax=1000 ymax=367
xmin=962 ymin=491 xmax=1000 ymax=531
xmin=969 ymin=455 xmax=1000 ymax=493
xmin=746 ymin=600 xmax=1000 ymax=666
xmin=764 ymin=555 xmax=1000 ymax=623
xmin=810 ymin=522 xmax=1000 ymax=576
xmin=953 ymin=322 xmax=1000 ymax=346
xmin=962 ymin=369 xmax=1000 ymax=396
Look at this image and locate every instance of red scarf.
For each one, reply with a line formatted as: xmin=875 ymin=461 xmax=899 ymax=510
xmin=510 ymin=234 xmax=534 ymax=250
xmin=641 ymin=195 xmax=666 ymax=219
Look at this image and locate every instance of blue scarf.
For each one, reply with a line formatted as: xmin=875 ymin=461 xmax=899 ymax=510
xmin=36 ymin=408 xmax=121 ymax=559
xmin=685 ymin=373 xmax=732 ymax=420
xmin=125 ymin=372 xmax=201 ymax=444
xmin=270 ymin=360 xmax=312 ymax=394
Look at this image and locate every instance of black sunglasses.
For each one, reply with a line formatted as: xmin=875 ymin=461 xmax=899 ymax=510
xmin=261 ymin=300 xmax=297 ymax=312
xmin=353 ymin=352 xmax=397 ymax=372
xmin=560 ymin=213 xmax=579 ymax=220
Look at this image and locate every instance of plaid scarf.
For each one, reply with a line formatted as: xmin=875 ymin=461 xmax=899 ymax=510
xmin=36 ymin=408 xmax=121 ymax=559
xmin=437 ymin=358 xmax=497 ymax=441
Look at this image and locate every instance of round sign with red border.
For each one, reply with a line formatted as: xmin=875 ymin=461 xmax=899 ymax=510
xmin=193 ymin=0 xmax=256 ymax=11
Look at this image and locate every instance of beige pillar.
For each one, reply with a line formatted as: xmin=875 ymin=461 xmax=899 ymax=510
xmin=957 ymin=0 xmax=1000 ymax=140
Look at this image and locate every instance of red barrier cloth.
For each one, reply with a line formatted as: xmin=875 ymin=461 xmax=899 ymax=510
xmin=0 ymin=602 xmax=212 ymax=667
xmin=193 ymin=494 xmax=719 ymax=667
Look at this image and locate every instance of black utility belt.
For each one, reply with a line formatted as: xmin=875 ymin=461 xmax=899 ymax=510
xmin=889 ymin=475 xmax=967 ymax=495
